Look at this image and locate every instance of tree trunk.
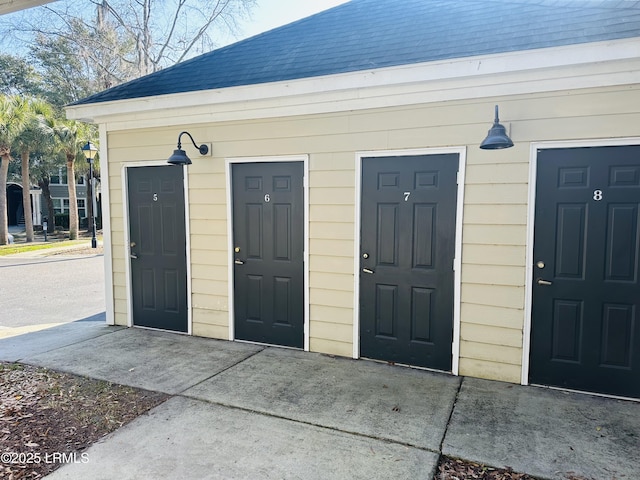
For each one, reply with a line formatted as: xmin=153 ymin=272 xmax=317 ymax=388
xmin=38 ymin=177 xmax=55 ymax=234
xmin=66 ymin=155 xmax=78 ymax=240
xmin=0 ymin=154 xmax=10 ymax=245
xmin=21 ymin=151 xmax=34 ymax=242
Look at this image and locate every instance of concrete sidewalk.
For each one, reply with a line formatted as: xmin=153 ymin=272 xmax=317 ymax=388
xmin=1 ymin=321 xmax=638 ymax=480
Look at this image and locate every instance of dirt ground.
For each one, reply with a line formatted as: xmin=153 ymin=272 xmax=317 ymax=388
xmin=0 ymin=363 xmax=168 ymax=479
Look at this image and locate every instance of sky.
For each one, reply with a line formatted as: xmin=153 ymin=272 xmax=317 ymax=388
xmin=236 ymin=0 xmax=350 ymax=42
xmin=0 ymin=0 xmax=351 ymax=56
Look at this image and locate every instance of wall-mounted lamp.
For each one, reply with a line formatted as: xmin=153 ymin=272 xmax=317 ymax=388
xmin=479 ymin=105 xmax=514 ymax=150
xmin=167 ymin=131 xmax=209 ymax=166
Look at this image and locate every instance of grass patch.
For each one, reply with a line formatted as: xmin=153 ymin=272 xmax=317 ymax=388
xmin=0 ymin=240 xmax=88 ymax=256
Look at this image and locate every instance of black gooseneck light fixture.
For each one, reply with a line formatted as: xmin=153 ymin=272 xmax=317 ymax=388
xmin=168 ymin=131 xmax=209 ymax=166
xmin=480 ymin=105 xmax=514 ymax=150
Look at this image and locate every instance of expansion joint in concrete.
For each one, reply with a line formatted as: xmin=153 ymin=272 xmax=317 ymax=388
xmin=175 ymin=346 xmax=266 ymax=395
xmin=439 ymin=376 xmax=463 ymax=453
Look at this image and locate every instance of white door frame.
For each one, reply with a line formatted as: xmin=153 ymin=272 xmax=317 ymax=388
xmin=353 ymin=147 xmax=466 ymax=375
xmin=522 ymin=137 xmax=640 ymax=386
xmin=225 ymin=155 xmax=310 ymax=351
xmin=122 ymin=162 xmax=193 ymax=334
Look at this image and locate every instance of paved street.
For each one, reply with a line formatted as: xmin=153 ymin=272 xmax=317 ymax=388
xmin=0 ymin=254 xmax=105 ymax=336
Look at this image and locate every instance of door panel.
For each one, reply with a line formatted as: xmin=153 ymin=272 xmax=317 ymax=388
xmin=127 ymin=166 xmax=188 ymax=332
xmin=232 ymin=162 xmax=304 ymax=348
xmin=360 ymin=155 xmax=458 ymax=370
xmin=530 ymin=145 xmax=640 ymax=398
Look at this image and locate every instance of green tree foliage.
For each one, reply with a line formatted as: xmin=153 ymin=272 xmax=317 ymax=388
xmin=12 ymin=97 xmax=55 ymax=242
xmin=0 ymin=54 xmax=43 ymax=97
xmin=31 ymin=34 xmax=97 ymax=108
xmin=0 ymin=95 xmax=28 ymax=245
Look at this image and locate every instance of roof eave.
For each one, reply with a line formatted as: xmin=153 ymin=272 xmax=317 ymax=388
xmin=65 ymin=37 xmax=640 ymax=126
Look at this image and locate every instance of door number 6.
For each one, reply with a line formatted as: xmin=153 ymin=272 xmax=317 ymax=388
xmin=264 ymin=194 xmax=270 ymax=203
xmin=593 ymin=190 xmax=603 ymax=201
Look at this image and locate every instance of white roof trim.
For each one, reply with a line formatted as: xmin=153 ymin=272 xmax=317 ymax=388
xmin=66 ymin=37 xmax=640 ymax=128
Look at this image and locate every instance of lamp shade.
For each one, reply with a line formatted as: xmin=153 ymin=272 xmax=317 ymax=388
xmin=480 ymin=106 xmax=514 ymax=150
xmin=81 ymin=141 xmax=98 ymax=160
xmin=167 ymin=148 xmax=192 ymax=166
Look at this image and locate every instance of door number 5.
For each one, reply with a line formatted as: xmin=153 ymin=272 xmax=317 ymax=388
xmin=404 ymin=192 xmax=411 ymax=202
xmin=593 ymin=190 xmax=603 ymax=201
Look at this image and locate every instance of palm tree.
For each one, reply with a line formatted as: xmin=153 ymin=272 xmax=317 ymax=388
xmin=13 ymin=97 xmax=54 ymax=242
xmin=53 ymin=119 xmax=92 ymax=240
xmin=0 ymin=95 xmax=28 ymax=245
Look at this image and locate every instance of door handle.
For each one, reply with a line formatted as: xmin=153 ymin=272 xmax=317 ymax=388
xmin=536 ymin=278 xmax=552 ymax=286
xmin=362 ymin=268 xmax=374 ymax=274
xmin=130 ymin=252 xmax=138 ymax=259
xmin=234 ymin=259 xmax=245 ymax=265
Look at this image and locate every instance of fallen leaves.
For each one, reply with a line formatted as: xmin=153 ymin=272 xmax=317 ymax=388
xmin=1 ymin=362 xmax=168 ymax=479
xmin=437 ymin=456 xmax=539 ymax=480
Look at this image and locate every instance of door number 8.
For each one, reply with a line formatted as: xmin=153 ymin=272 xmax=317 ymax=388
xmin=593 ymin=190 xmax=603 ymax=201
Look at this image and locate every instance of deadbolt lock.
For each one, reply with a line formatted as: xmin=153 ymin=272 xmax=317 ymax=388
xmin=536 ymin=261 xmax=545 ymax=269
xmin=362 ymin=253 xmax=369 ymax=259
xmin=234 ymin=247 xmax=240 ymax=253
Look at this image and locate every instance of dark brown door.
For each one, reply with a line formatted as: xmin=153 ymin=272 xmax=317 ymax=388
xmin=127 ymin=166 xmax=188 ymax=332
xmin=232 ymin=162 xmax=304 ymax=348
xmin=360 ymin=154 xmax=458 ymax=370
xmin=530 ymin=146 xmax=640 ymax=398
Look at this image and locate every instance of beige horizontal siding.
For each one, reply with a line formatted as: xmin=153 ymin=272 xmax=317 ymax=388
xmin=190 ymin=234 xmax=227 ymax=251
xmin=190 ymin=219 xmax=226 ymax=235
xmin=465 ymin=184 xmax=529 ymax=205
xmin=190 ymin=250 xmax=229 ymax=267
xmin=462 ymin=244 xmax=526 ymax=266
xmin=309 ymin=255 xmax=354 ymax=274
xmin=192 ymin=293 xmax=228 ymax=311
xmin=310 ymin=305 xmax=354 ymax=325
xmin=309 ymin=205 xmax=354 ymax=223
xmin=462 ymin=265 xmax=525 ymax=286
xmin=460 ymin=304 xmax=524 ymax=330
xmin=192 ymin=278 xmax=227 ymax=296
xmin=309 ymin=239 xmax=353 ymax=257
xmin=310 ymin=288 xmax=354 ymax=310
xmin=310 ymin=222 xmax=354 ymax=240
xmin=460 ymin=340 xmax=522 ymax=365
xmin=464 ymin=204 xmax=528 ymax=225
xmin=462 ymin=284 xmax=525 ymax=310
xmin=465 ymin=163 xmax=529 ymax=184
xmin=309 ymin=272 xmax=354 ymax=292
xmin=310 ymin=322 xmax=353 ymax=345
xmin=310 ymin=337 xmax=352 ymax=358
xmin=103 ymin=82 xmax=640 ymax=384
xmin=192 ymin=320 xmax=228 ymax=340
xmin=461 ymin=323 xmax=523 ymax=349
xmin=463 ymin=225 xmax=526 ymax=246
xmin=459 ymin=358 xmax=521 ymax=383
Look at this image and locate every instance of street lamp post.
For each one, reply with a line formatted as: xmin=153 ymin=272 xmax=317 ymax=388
xmin=81 ymin=141 xmax=98 ymax=249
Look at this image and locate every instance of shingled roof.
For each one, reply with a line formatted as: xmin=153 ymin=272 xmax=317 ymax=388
xmin=72 ymin=0 xmax=640 ymax=106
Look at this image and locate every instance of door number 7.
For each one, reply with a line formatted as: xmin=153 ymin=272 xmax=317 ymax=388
xmin=404 ymin=192 xmax=411 ymax=202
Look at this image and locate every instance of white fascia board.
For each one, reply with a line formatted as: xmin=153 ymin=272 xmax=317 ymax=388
xmin=66 ymin=37 xmax=640 ymax=128
xmin=0 ymin=0 xmax=56 ymax=15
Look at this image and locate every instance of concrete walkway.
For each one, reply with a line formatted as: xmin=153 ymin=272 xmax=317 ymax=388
xmin=1 ymin=320 xmax=638 ymax=480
